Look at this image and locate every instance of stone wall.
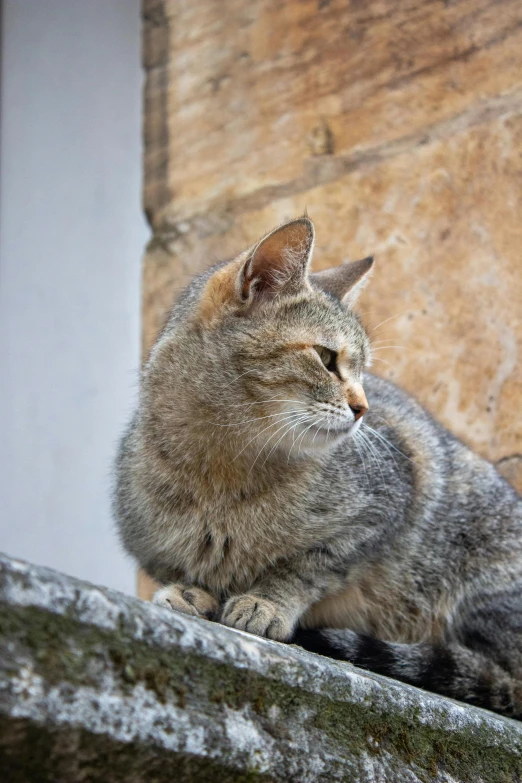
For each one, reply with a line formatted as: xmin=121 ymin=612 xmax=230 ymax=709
xmin=139 ymin=0 xmax=522 ymax=597
xmin=2 ymin=551 xmax=522 ymax=782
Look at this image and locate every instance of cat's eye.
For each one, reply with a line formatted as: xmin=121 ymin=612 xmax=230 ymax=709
xmin=314 ymin=345 xmax=340 ymax=377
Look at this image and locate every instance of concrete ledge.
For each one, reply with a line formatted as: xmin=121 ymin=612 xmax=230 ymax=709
xmin=1 ymin=552 xmax=522 ymax=782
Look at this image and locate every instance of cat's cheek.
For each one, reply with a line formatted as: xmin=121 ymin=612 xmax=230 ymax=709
xmin=220 ymin=595 xmax=296 ymax=641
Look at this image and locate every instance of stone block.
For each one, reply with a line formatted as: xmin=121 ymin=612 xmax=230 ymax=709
xmin=2 ymin=552 xmax=522 ymax=782
xmin=143 ymin=0 xmax=522 ymax=231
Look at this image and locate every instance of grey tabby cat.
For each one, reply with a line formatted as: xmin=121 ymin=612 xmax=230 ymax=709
xmin=115 ymin=218 xmax=522 ymax=718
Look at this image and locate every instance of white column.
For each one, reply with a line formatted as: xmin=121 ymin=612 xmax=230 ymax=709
xmin=0 ymin=0 xmax=147 ymax=593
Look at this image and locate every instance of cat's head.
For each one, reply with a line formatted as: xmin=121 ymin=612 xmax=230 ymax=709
xmin=149 ymin=218 xmax=373 ymax=462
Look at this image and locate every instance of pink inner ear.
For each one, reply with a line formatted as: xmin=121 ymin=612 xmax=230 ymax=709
xmin=243 ymin=219 xmax=314 ymax=298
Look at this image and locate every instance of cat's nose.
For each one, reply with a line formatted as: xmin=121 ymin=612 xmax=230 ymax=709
xmin=349 ymin=402 xmax=368 ymax=421
xmin=348 ymin=388 xmax=368 ymax=421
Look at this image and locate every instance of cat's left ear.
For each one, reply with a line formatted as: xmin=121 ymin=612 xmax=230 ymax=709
xmin=238 ymin=218 xmax=314 ymax=304
xmin=310 ymin=257 xmax=374 ymax=308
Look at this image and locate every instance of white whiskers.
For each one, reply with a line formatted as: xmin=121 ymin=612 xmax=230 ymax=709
xmin=363 ymin=423 xmax=415 ymax=464
xmin=370 ymin=356 xmax=396 ymax=371
xmin=209 ymin=408 xmax=307 ymax=428
xmin=370 ymin=308 xmax=414 ymax=334
xmin=258 ymin=414 xmax=312 ymax=470
xmin=232 ymin=410 xmax=309 ymax=464
xmin=355 ymin=427 xmax=390 ymax=499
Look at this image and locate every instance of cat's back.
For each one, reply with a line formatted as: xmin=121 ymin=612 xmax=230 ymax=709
xmin=361 ymin=372 xmax=521 ymax=507
xmin=341 ymin=371 xmax=522 ymax=565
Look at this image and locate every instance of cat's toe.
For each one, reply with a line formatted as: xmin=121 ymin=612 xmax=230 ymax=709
xmin=181 ymin=587 xmax=219 ymax=619
xmin=153 ymin=584 xmax=218 ymax=619
xmin=221 ymin=595 xmax=293 ymax=641
xmin=153 ymin=585 xmax=199 ymax=616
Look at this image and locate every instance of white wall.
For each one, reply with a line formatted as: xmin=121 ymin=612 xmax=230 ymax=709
xmin=0 ymin=0 xmax=147 ymax=593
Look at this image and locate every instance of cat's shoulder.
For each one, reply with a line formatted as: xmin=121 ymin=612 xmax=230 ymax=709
xmin=363 ymin=372 xmax=427 ymax=416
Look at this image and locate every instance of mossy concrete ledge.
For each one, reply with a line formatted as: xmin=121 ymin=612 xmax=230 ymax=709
xmin=1 ymin=553 xmax=522 ymax=782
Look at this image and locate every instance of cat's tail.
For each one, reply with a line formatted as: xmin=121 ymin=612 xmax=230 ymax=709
xmin=292 ymin=628 xmax=522 ymax=719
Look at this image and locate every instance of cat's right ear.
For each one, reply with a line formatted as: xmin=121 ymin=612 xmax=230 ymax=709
xmin=198 ymin=218 xmax=314 ymax=324
xmin=237 ymin=218 xmax=315 ymax=306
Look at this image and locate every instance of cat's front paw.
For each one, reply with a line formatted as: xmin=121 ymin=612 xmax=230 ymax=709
xmin=221 ymin=595 xmax=295 ymax=641
xmin=153 ymin=584 xmax=219 ymax=620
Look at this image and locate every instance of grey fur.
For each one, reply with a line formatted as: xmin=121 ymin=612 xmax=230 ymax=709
xmin=114 ymin=218 xmax=522 ymax=718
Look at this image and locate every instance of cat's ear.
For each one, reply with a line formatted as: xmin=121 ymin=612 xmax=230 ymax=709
xmin=238 ymin=218 xmax=314 ymax=304
xmin=310 ymin=256 xmax=374 ymax=307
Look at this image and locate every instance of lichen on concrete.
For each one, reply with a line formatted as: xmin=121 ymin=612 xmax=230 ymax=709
xmin=1 ymin=552 xmax=522 ymax=782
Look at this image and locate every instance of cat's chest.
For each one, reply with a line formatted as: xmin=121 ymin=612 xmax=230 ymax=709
xmin=164 ymin=498 xmax=311 ymax=592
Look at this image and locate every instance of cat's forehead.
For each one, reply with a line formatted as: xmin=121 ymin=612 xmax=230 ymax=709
xmin=264 ymin=290 xmax=366 ymax=345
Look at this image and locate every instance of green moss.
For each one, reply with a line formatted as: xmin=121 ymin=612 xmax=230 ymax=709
xmin=0 ymin=717 xmax=274 ymax=783
xmin=1 ymin=603 xmax=522 ymax=783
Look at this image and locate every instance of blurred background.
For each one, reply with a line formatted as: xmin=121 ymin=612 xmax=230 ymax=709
xmin=0 ymin=1 xmax=146 ymax=593
xmin=1 ymin=0 xmax=521 ymax=598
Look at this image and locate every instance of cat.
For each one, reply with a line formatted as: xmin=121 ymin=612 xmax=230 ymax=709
xmin=114 ymin=217 xmax=522 ymax=719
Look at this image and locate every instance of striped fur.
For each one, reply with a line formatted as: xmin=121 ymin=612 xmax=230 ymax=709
xmin=293 ymin=629 xmax=521 ymax=718
xmin=114 ymin=219 xmax=522 ymax=719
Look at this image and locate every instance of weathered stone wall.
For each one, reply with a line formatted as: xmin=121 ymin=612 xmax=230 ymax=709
xmin=139 ymin=0 xmax=522 ymax=597
xmin=2 ymin=551 xmax=522 ymax=782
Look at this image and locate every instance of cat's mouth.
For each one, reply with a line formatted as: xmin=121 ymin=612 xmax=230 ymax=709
xmin=310 ymin=416 xmax=362 ymax=437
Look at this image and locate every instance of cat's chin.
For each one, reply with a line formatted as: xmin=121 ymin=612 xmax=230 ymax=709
xmin=289 ymin=417 xmax=361 ymax=455
xmin=317 ymin=416 xmax=361 ymax=438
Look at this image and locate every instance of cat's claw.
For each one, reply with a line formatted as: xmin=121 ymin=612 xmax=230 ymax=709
xmin=221 ymin=594 xmax=294 ymax=641
xmin=153 ymin=584 xmax=219 ymax=620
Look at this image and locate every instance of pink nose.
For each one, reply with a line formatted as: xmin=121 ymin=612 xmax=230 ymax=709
xmin=349 ymin=402 xmax=368 ymax=421
xmin=347 ymin=388 xmax=369 ymax=421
